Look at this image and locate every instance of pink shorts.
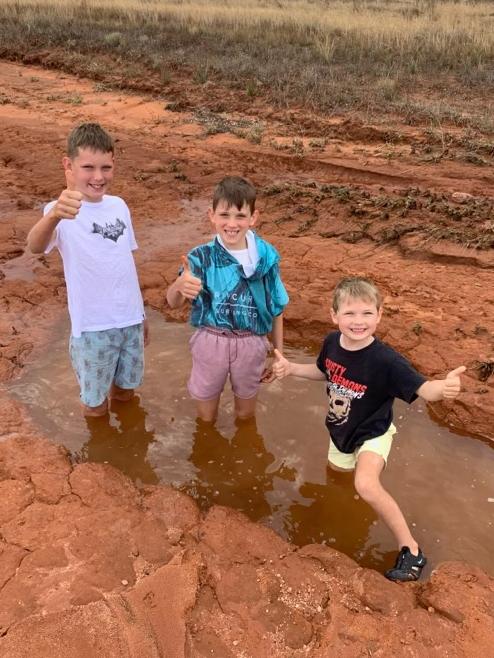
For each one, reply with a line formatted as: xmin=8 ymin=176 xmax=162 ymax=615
xmin=188 ymin=327 xmax=270 ymax=401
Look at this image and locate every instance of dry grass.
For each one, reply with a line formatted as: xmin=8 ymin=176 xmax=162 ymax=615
xmin=1 ymin=0 xmax=494 ymax=120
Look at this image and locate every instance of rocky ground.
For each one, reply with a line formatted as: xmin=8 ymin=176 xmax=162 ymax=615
xmin=1 ymin=398 xmax=493 ymax=657
xmin=0 ymin=59 xmax=493 ymax=656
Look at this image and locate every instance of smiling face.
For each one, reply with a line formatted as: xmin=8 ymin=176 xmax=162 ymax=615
xmin=208 ymin=199 xmax=258 ymax=250
xmin=331 ymin=295 xmax=382 ymax=350
xmin=63 ymin=147 xmax=114 ymax=202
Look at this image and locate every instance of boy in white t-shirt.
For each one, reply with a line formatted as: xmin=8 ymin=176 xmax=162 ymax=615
xmin=27 ymin=123 xmax=148 ymax=417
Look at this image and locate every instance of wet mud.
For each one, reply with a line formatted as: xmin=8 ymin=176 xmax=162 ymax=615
xmin=1 ymin=59 xmax=493 ymax=656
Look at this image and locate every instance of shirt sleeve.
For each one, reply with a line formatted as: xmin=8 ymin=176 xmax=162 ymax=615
xmin=42 ymin=201 xmax=59 ymax=254
xmin=316 ymin=336 xmax=330 ymax=376
xmin=186 ymin=248 xmax=205 ymax=280
xmin=124 ymin=203 xmax=138 ymax=251
xmin=264 ymin=263 xmax=289 ymax=317
xmin=386 ymin=350 xmax=427 ymax=403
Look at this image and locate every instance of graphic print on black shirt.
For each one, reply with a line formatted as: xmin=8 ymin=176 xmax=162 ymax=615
xmin=325 ymin=357 xmax=367 ymax=426
xmin=92 ymin=218 xmax=126 ymax=242
xmin=316 ymin=332 xmax=426 ymax=453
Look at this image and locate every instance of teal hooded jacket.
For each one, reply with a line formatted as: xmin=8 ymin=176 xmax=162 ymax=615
xmin=186 ymin=233 xmax=289 ymax=334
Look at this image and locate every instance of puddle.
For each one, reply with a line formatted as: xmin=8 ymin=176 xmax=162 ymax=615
xmin=6 ymin=311 xmax=494 ymax=576
xmin=1 ymin=251 xmax=38 ymax=281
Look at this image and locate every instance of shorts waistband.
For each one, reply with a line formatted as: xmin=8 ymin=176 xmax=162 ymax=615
xmin=200 ymin=326 xmax=258 ymax=339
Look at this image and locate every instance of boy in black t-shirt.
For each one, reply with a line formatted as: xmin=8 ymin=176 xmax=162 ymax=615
xmin=273 ymin=277 xmax=465 ymax=582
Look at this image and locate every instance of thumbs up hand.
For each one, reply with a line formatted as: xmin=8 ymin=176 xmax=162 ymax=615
xmin=442 ymin=365 xmax=466 ymax=399
xmin=52 ymin=168 xmax=83 ymax=220
xmin=272 ymin=348 xmax=292 ymax=380
xmin=178 ymin=256 xmax=202 ymax=300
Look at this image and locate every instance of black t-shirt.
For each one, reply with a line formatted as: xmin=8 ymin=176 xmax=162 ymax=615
xmin=316 ymin=332 xmax=427 ymax=453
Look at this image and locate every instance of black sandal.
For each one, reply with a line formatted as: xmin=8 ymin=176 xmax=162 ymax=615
xmin=385 ymin=546 xmax=427 ymax=582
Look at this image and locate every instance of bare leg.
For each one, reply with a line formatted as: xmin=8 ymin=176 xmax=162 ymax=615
xmin=354 ymin=451 xmax=419 ymax=554
xmin=82 ymin=399 xmax=108 ymax=417
xmin=196 ymin=397 xmax=220 ymax=423
xmin=110 ymin=382 xmax=134 ymax=402
xmin=234 ymin=395 xmax=257 ymax=420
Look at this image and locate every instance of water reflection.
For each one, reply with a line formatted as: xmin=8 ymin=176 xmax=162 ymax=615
xmin=186 ymin=417 xmax=297 ymax=522
xmin=288 ymin=471 xmax=380 ymax=566
xmin=79 ymin=396 xmax=159 ymax=485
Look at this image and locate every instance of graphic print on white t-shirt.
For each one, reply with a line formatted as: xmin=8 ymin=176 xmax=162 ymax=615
xmin=92 ymin=217 xmax=126 ymax=242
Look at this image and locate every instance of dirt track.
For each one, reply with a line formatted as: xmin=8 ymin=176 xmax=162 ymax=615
xmin=1 ymin=59 xmax=493 ymax=439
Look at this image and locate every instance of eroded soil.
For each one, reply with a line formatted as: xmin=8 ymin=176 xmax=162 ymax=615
xmin=0 ymin=60 xmax=493 ymax=656
xmin=1 ymin=61 xmax=493 ymax=439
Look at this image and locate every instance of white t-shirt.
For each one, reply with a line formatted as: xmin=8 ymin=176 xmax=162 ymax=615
xmin=218 ymin=229 xmax=259 ymax=277
xmin=44 ymin=195 xmax=145 ymax=338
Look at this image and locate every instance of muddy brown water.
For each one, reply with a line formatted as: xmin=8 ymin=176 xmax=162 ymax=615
xmin=6 ymin=311 xmax=493 ymax=577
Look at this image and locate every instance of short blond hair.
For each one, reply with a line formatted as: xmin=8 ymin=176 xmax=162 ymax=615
xmin=332 ymin=277 xmax=382 ymax=312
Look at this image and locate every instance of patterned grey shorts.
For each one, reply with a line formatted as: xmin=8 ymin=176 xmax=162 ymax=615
xmin=69 ymin=323 xmax=144 ymax=407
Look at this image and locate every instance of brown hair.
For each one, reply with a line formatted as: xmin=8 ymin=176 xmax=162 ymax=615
xmin=212 ymin=176 xmax=256 ymax=214
xmin=67 ymin=122 xmax=114 ymax=159
xmin=332 ymin=277 xmax=382 ymax=312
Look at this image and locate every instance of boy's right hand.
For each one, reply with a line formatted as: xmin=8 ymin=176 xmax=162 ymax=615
xmin=178 ymin=256 xmax=202 ymax=300
xmin=272 ymin=348 xmax=292 ymax=379
xmin=51 ymin=189 xmax=83 ymax=220
xmin=52 ymin=170 xmax=83 ymax=220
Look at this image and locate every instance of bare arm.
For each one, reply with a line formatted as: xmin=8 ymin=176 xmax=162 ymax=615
xmin=27 ymin=208 xmax=60 ymax=254
xmin=417 ymin=365 xmax=466 ymax=402
xmin=273 ymin=349 xmax=326 ymax=381
xmin=270 ymin=313 xmax=283 ymax=353
xmin=286 ymin=361 xmax=326 ymax=380
xmin=166 ymin=276 xmax=187 ymax=308
xmin=27 ymin=189 xmax=83 ymax=254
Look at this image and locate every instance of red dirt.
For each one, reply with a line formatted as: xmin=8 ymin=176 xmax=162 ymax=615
xmin=0 ymin=60 xmax=493 ymax=655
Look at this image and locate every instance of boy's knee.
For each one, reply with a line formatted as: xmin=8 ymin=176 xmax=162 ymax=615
xmin=354 ymin=473 xmax=381 ymax=502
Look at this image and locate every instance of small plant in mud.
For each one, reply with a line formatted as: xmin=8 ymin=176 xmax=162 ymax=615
xmin=462 ymin=152 xmax=488 ymax=166
xmin=268 ymin=139 xmax=290 ymax=151
xmin=412 ymin=322 xmax=423 ymax=336
xmin=377 ymin=224 xmax=418 ymax=243
xmin=321 ymin=185 xmax=352 ymax=203
xmin=93 ymin=82 xmax=112 ymax=92
xmin=290 ymin=138 xmax=304 ymax=156
xmin=472 ymin=360 xmax=494 ymax=382
xmin=64 ymin=94 xmax=83 ymax=105
xmin=237 ymin=124 xmax=264 ymax=144
xmin=290 ymin=215 xmax=319 ymax=236
xmin=308 ymin=138 xmax=327 ymax=150
xmin=263 ymin=183 xmax=285 ymax=196
xmin=194 ymin=108 xmax=263 ymax=141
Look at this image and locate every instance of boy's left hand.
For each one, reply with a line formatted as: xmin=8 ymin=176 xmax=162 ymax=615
xmin=443 ymin=365 xmax=466 ymax=399
xmin=260 ymin=360 xmax=276 ymax=384
xmin=143 ymin=318 xmax=150 ymax=347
